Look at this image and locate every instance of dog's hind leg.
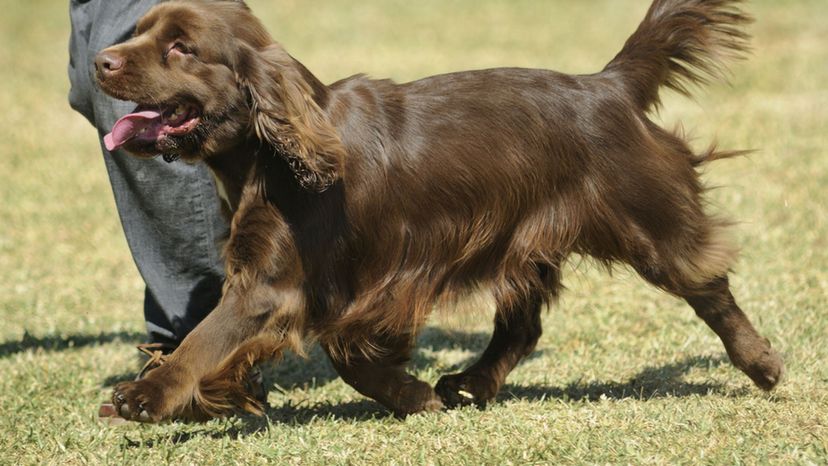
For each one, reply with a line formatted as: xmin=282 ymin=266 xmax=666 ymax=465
xmin=434 ymin=265 xmax=557 ymax=408
xmin=642 ymin=266 xmax=785 ymax=390
xmin=583 ymin=122 xmax=785 ymax=391
xmin=682 ymin=276 xmax=784 ymax=390
xmin=628 ymin=215 xmax=785 ymax=390
xmin=324 ymin=334 xmax=444 ymax=417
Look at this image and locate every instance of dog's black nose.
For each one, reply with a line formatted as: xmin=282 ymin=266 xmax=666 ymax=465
xmin=95 ymin=51 xmax=125 ymax=79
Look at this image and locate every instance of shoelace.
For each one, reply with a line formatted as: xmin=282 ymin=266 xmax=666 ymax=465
xmin=135 ymin=342 xmax=177 ymax=380
xmin=133 ymin=342 xmax=268 ymax=404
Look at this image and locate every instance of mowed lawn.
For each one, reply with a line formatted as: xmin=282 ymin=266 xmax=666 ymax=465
xmin=1 ymin=0 xmax=826 ymax=464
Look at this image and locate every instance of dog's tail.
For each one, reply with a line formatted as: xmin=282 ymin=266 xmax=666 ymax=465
xmin=603 ymin=0 xmax=752 ymax=111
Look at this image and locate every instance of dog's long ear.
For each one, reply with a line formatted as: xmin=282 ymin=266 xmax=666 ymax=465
xmin=236 ymin=44 xmax=345 ymax=192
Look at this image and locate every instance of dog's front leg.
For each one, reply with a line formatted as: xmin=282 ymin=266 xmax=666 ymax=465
xmin=111 ymin=284 xmax=302 ymax=422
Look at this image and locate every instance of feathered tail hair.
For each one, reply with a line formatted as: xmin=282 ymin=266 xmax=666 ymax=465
xmin=603 ymin=0 xmax=752 ymax=111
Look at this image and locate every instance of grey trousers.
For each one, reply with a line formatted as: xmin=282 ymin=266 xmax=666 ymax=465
xmin=68 ymin=0 xmax=228 ymax=345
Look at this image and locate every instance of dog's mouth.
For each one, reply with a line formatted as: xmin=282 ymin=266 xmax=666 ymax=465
xmin=104 ymin=103 xmax=202 ymax=152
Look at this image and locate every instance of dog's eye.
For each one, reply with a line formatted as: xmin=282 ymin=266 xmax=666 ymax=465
xmin=166 ymin=41 xmax=193 ymax=58
xmin=173 ymin=42 xmax=191 ymax=54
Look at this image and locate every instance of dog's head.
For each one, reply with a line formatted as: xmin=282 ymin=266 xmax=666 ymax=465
xmin=95 ymin=0 xmax=343 ymax=191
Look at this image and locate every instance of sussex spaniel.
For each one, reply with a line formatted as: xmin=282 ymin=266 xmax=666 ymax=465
xmin=94 ymin=0 xmax=783 ymax=422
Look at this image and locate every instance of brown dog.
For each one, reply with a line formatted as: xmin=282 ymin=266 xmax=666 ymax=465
xmin=95 ymin=0 xmax=783 ymax=422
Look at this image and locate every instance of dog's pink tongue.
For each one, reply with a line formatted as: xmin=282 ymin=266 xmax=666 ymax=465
xmin=103 ymin=110 xmax=163 ymax=151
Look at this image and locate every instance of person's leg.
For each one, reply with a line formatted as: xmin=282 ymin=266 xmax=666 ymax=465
xmin=69 ymin=0 xmax=228 ymax=345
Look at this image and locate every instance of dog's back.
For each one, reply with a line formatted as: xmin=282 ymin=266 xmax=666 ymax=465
xmin=316 ymin=0 xmax=751 ymax=339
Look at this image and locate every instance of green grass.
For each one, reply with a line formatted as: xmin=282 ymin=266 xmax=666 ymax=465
xmin=1 ymin=0 xmax=826 ymax=464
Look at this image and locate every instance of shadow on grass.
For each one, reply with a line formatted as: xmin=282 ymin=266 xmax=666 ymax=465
xmin=122 ymin=353 xmax=741 ymax=447
xmin=9 ymin=326 xmax=740 ymax=446
xmin=120 ymin=400 xmax=389 ymax=448
xmin=119 ymin=346 xmax=744 ymax=447
xmin=499 ymin=354 xmax=745 ymax=402
xmin=0 ymin=330 xmax=144 ymax=358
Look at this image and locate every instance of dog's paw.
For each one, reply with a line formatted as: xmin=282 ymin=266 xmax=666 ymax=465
xmin=744 ymin=343 xmax=785 ymax=391
xmin=112 ymin=377 xmax=183 ymax=423
xmin=434 ymin=372 xmax=498 ymax=409
xmin=728 ymin=336 xmax=785 ymax=392
xmin=389 ymin=383 xmax=445 ymax=418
